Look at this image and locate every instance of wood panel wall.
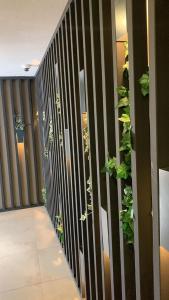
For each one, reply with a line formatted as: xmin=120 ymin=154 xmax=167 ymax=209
xmin=0 ymin=79 xmax=43 ymax=210
xmin=35 ymin=0 xmax=169 ymax=299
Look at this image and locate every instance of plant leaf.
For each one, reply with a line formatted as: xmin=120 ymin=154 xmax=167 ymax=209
xmin=118 ymin=114 xmax=130 ymax=123
xmin=117 ymin=97 xmax=129 ymax=108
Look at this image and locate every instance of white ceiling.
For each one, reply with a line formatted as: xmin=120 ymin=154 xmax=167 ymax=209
xmin=0 ymin=0 xmax=68 ymax=77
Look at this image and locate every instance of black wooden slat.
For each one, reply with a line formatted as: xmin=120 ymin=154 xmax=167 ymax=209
xmin=127 ymin=1 xmax=153 ymax=299
xmin=56 ymin=32 xmax=73 ymax=266
xmin=99 ymin=0 xmax=122 ymax=298
xmin=65 ymin=12 xmax=81 ymax=287
xmin=60 ymin=21 xmax=76 ymax=276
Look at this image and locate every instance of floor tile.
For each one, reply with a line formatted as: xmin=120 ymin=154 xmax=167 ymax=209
xmin=0 ymin=207 xmax=80 ymax=299
xmin=0 ymin=284 xmax=43 ymax=300
xmin=38 ymin=246 xmax=72 ymax=282
xmin=41 ymin=278 xmax=80 ymax=300
xmin=0 ymin=250 xmax=41 ymax=293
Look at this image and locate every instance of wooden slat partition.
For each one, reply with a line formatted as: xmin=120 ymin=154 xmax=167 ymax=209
xmin=0 ymin=79 xmax=43 ymax=211
xmin=34 ymin=0 xmax=169 ymax=299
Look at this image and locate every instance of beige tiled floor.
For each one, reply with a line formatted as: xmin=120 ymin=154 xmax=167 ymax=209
xmin=0 ymin=207 xmax=81 ymax=300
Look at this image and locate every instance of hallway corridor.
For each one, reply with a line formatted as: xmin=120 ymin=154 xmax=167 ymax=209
xmin=0 ymin=207 xmax=80 ymax=300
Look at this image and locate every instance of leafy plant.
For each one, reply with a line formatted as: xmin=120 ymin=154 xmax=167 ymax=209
xmin=123 ymin=61 xmax=129 ymax=71
xmin=102 ymin=157 xmax=117 ymax=176
xmin=83 ymin=126 xmax=89 ymax=157
xmin=117 ymin=86 xmax=128 ymax=98
xmin=49 ymin=120 xmax=54 ymax=144
xmin=59 ymin=132 xmax=63 ymax=147
xmin=56 ymin=94 xmax=61 ymax=114
xmin=56 ymin=215 xmax=64 ymax=243
xmin=102 ymin=41 xmax=134 ymax=245
xmin=139 ymin=72 xmax=149 ymax=96
xmin=15 ymin=115 xmax=25 ymax=130
xmin=118 ymin=114 xmax=130 ymax=123
xmin=42 ymin=188 xmax=47 ymax=205
xmin=119 ymin=123 xmax=132 ymax=153
xmin=43 ymin=147 xmax=49 ymax=159
xmin=120 ymin=186 xmax=134 ymax=244
xmin=124 ymin=41 xmax=128 ymax=59
xmin=117 ymin=97 xmax=129 ymax=109
xmin=80 ymin=177 xmax=93 ymax=222
xmin=116 ymin=162 xmax=130 ymax=180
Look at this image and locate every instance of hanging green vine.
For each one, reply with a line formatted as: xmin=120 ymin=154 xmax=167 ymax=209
xmin=56 ymin=93 xmax=61 ymax=114
xmin=80 ymin=177 xmax=93 ymax=221
xmin=103 ymin=41 xmax=134 ymax=245
xmin=139 ymin=72 xmax=149 ymax=96
xmin=15 ymin=115 xmax=25 ymax=131
xmin=42 ymin=188 xmax=47 ymax=205
xmin=56 ymin=215 xmax=64 ymax=243
xmin=83 ymin=126 xmax=90 ymax=157
xmin=43 ymin=146 xmax=49 ymax=159
xmin=49 ymin=120 xmax=54 ymax=144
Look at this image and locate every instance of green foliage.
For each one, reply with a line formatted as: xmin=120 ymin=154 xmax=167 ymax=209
xmin=102 ymin=41 xmax=134 ymax=245
xmin=119 ymin=123 xmax=132 ymax=153
xmin=42 ymin=188 xmax=47 ymax=205
xmin=124 ymin=41 xmax=128 ymax=59
xmin=59 ymin=133 xmax=63 ymax=147
xmin=139 ymin=72 xmax=149 ymax=96
xmin=117 ymin=86 xmax=128 ymax=98
xmin=83 ymin=126 xmax=90 ymax=157
xmin=120 ymin=186 xmax=134 ymax=244
xmin=102 ymin=157 xmax=117 ymax=176
xmin=49 ymin=120 xmax=54 ymax=144
xmin=102 ymin=157 xmax=131 ymax=180
xmin=123 ymin=61 xmax=129 ymax=71
xmin=116 ymin=162 xmax=130 ymax=180
xmin=15 ymin=115 xmax=25 ymax=131
xmin=43 ymin=147 xmax=49 ymax=159
xmin=118 ymin=114 xmax=130 ymax=123
xmin=56 ymin=215 xmax=64 ymax=243
xmin=80 ymin=211 xmax=88 ymax=222
xmin=80 ymin=177 xmax=93 ymax=222
xmin=56 ymin=93 xmax=61 ymax=114
xmin=117 ymin=97 xmax=129 ymax=109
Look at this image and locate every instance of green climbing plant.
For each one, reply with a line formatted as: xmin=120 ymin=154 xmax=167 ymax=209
xmin=80 ymin=177 xmax=93 ymax=221
xmin=120 ymin=186 xmax=134 ymax=244
xmin=42 ymin=188 xmax=47 ymax=205
xmin=139 ymin=72 xmax=149 ymax=96
xmin=56 ymin=215 xmax=64 ymax=243
xmin=15 ymin=115 xmax=25 ymax=130
xmin=43 ymin=146 xmax=49 ymax=159
xmin=102 ymin=41 xmax=134 ymax=245
xmin=49 ymin=120 xmax=54 ymax=144
xmin=56 ymin=93 xmax=61 ymax=114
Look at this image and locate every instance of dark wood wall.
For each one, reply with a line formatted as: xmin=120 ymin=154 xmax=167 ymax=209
xmin=0 ymin=79 xmax=43 ymax=210
xmin=35 ymin=0 xmax=169 ymax=299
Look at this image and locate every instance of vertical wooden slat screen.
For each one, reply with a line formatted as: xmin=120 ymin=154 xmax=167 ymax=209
xmin=0 ymin=79 xmax=43 ymax=211
xmin=30 ymin=0 xmax=169 ymax=299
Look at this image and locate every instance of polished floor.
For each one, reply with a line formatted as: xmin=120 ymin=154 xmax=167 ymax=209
xmin=0 ymin=206 xmax=80 ymax=300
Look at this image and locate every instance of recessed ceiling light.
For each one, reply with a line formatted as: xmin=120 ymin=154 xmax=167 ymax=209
xmin=21 ymin=60 xmax=40 ymax=72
